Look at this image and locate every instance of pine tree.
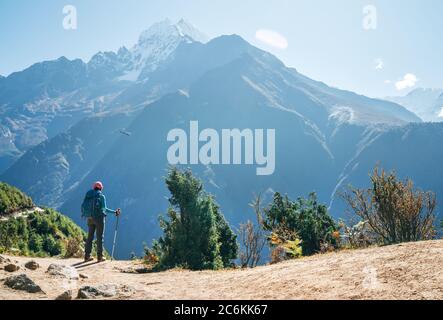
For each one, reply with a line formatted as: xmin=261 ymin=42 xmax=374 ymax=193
xmin=154 ymin=167 xmax=238 ymax=270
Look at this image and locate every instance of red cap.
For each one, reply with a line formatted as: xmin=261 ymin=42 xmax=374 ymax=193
xmin=93 ymin=181 xmax=103 ymax=190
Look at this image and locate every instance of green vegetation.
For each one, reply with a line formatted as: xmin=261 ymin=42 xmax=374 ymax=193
xmin=0 ymin=182 xmax=33 ymax=215
xmin=262 ymin=192 xmax=339 ymax=256
xmin=0 ymin=182 xmax=85 ymax=257
xmin=0 ymin=208 xmax=85 ymax=257
xmin=5 ymin=163 xmax=437 ymax=269
xmin=147 ymin=167 xmax=238 ymax=270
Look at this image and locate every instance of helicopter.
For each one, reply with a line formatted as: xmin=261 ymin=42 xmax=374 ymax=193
xmin=119 ymin=129 xmax=132 ymax=136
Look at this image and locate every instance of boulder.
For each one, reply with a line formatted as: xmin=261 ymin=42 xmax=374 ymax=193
xmin=77 ymin=284 xmax=117 ymax=299
xmin=120 ymin=266 xmax=151 ymax=274
xmin=55 ymin=290 xmax=74 ymax=300
xmin=4 ymin=274 xmax=43 ymax=293
xmin=25 ymin=260 xmax=39 ymax=270
xmin=4 ymin=263 xmax=20 ymax=272
xmin=47 ymin=264 xmax=79 ymax=280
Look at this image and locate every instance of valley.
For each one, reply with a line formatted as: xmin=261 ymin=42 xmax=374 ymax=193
xmin=1 ymin=19 xmax=442 ymax=259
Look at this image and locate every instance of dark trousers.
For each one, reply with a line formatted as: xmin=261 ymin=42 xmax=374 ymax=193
xmin=85 ymin=216 xmax=105 ymax=258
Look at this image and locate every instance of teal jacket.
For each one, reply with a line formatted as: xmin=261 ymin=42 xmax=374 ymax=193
xmin=96 ymin=190 xmax=116 ymax=216
xmin=85 ymin=189 xmax=115 ymax=217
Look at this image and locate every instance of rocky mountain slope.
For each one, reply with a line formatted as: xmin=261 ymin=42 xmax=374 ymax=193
xmin=1 ymin=240 xmax=442 ymax=300
xmin=0 ymin=19 xmax=207 ymax=173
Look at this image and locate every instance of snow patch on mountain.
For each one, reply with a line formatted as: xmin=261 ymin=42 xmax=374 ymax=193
xmin=386 ymin=88 xmax=443 ymax=122
xmin=329 ymin=106 xmax=355 ymax=124
xmin=116 ymin=19 xmax=208 ymax=82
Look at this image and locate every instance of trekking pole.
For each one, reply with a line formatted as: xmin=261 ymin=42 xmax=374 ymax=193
xmin=111 ymin=211 xmax=120 ymax=261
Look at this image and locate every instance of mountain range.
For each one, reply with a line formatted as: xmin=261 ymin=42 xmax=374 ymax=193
xmin=386 ymin=88 xmax=443 ymax=122
xmin=1 ymin=19 xmax=441 ymax=258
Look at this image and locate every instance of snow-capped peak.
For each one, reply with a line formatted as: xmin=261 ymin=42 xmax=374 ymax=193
xmin=176 ymin=19 xmax=208 ymax=43
xmin=137 ymin=18 xmax=207 ymax=45
xmin=86 ymin=19 xmax=208 ymax=82
xmin=116 ymin=19 xmax=208 ymax=82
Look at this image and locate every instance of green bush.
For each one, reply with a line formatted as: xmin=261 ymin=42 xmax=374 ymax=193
xmin=151 ymin=167 xmax=238 ymax=270
xmin=263 ymin=192 xmax=338 ymax=256
xmin=28 ymin=233 xmax=44 ymax=253
xmin=0 ymin=208 xmax=85 ymax=257
xmin=0 ymin=182 xmax=33 ymax=215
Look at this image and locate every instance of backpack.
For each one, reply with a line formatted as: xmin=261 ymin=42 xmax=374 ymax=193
xmin=81 ymin=190 xmax=102 ymax=218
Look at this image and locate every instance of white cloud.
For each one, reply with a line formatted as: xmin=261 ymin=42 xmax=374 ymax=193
xmin=255 ymin=29 xmax=288 ymax=49
xmin=374 ymin=58 xmax=384 ymax=70
xmin=395 ymin=73 xmax=418 ymax=90
xmin=438 ymin=108 xmax=443 ymax=118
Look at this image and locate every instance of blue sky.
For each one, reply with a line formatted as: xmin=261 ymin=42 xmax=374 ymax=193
xmin=0 ymin=0 xmax=442 ymax=97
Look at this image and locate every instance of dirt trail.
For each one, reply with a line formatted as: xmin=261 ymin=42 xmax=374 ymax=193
xmin=0 ymin=207 xmax=44 ymax=221
xmin=1 ymin=240 xmax=442 ymax=300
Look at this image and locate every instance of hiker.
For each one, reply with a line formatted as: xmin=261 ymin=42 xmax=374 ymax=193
xmin=81 ymin=181 xmax=120 ymax=262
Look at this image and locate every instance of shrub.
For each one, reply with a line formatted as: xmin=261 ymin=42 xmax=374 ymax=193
xmin=152 ymin=167 xmax=238 ymax=270
xmin=0 ymin=182 xmax=33 ymax=215
xmin=0 ymin=207 xmax=85 ymax=257
xmin=64 ymin=237 xmax=84 ymax=258
xmin=143 ymin=246 xmax=160 ymax=265
xmin=269 ymin=226 xmax=302 ymax=264
xmin=0 ymin=219 xmax=20 ymax=250
xmin=28 ymin=233 xmax=44 ymax=253
xmin=43 ymin=234 xmax=62 ymax=256
xmin=262 ymin=192 xmax=338 ymax=256
xmin=338 ymin=220 xmax=376 ymax=249
xmin=238 ymin=195 xmax=267 ymax=268
xmin=342 ymin=167 xmax=437 ymax=244
xmin=239 ymin=221 xmax=266 ymax=268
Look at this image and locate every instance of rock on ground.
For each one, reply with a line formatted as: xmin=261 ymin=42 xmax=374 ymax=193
xmin=76 ymin=284 xmax=135 ymax=299
xmin=4 ymin=274 xmax=43 ymax=293
xmin=25 ymin=260 xmax=39 ymax=270
xmin=55 ymin=290 xmax=74 ymax=300
xmin=47 ymin=264 xmax=79 ymax=280
xmin=77 ymin=284 xmax=117 ymax=299
xmin=4 ymin=264 xmax=20 ymax=272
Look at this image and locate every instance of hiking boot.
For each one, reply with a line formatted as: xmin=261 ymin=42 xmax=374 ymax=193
xmin=97 ymin=257 xmax=107 ymax=262
xmin=84 ymin=256 xmax=94 ymax=263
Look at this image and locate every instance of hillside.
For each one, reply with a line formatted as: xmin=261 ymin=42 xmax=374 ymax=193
xmin=0 ymin=182 xmax=33 ymax=215
xmin=0 ymin=182 xmax=85 ymax=257
xmin=1 ymin=240 xmax=442 ymax=300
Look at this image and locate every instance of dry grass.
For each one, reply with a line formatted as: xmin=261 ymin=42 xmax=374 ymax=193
xmin=1 ymin=240 xmax=442 ymax=300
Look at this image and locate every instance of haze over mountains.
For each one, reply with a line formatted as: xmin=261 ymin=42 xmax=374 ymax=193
xmin=386 ymin=88 xmax=443 ymax=122
xmin=1 ymin=19 xmax=441 ymax=258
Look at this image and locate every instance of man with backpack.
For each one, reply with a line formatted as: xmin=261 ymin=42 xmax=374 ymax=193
xmin=81 ymin=181 xmax=120 ymax=262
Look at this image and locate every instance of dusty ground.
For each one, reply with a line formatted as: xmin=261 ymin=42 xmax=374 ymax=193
xmin=0 ymin=240 xmax=442 ymax=300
